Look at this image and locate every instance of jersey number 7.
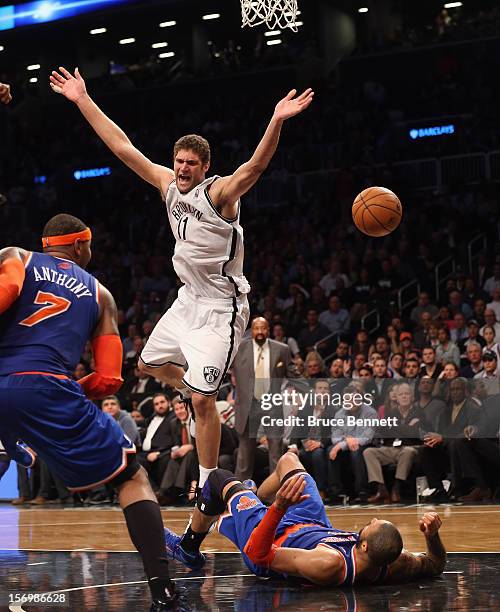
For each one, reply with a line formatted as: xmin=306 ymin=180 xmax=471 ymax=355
xmin=19 ymin=291 xmax=71 ymax=327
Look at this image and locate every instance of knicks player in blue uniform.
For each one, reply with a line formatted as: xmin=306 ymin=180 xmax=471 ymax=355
xmin=165 ymin=452 xmax=446 ymax=586
xmin=0 ymin=213 xmax=184 ymax=611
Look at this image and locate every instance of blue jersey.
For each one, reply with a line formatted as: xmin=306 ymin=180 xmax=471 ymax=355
xmin=218 ymin=474 xmax=388 ymax=586
xmin=0 ymin=252 xmax=99 ymax=376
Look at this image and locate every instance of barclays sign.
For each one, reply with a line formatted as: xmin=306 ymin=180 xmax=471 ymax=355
xmin=409 ymin=125 xmax=455 ymax=140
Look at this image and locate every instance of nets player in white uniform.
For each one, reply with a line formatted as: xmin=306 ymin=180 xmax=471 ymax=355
xmin=50 ymin=66 xmax=313 ymax=556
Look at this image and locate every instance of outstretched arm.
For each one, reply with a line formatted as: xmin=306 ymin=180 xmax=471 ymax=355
xmin=50 ymin=67 xmax=173 ymax=191
xmin=209 ymin=88 xmax=314 ymax=218
xmin=385 ymin=512 xmax=446 ymax=582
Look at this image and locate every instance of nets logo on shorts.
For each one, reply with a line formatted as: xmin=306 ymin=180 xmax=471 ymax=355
xmin=236 ymin=495 xmax=259 ymax=512
xmin=203 ymin=366 xmax=221 ymax=384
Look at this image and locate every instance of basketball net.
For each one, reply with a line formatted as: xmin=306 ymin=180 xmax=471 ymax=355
xmin=241 ymin=0 xmax=299 ymax=32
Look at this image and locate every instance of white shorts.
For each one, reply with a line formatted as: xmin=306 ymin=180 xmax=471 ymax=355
xmin=140 ymin=286 xmax=249 ymax=395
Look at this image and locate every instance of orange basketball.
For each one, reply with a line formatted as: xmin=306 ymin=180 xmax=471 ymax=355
xmin=352 ymin=186 xmax=403 ymax=237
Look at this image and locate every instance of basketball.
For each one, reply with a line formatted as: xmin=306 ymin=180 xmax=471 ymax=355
xmin=352 ymin=186 xmax=403 ymax=237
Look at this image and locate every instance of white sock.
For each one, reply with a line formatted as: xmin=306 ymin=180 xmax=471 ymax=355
xmin=199 ymin=465 xmax=217 ymax=488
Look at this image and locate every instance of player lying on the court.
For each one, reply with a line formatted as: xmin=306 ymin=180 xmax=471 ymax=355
xmin=0 ymin=214 xmax=182 ymax=611
xmin=165 ymin=452 xmax=446 ymax=585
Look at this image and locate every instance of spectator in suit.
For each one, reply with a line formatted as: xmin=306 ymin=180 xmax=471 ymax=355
xmin=137 ymin=393 xmax=175 ymax=491
xmin=102 ymin=395 xmax=140 ymax=446
xmin=158 ymin=399 xmax=196 ymax=502
xmin=364 ymin=382 xmax=421 ymax=504
xmin=416 ymin=377 xmax=446 ymax=432
xmin=328 ymin=383 xmax=377 ymax=503
xmin=418 ymin=378 xmax=480 ymax=502
xmin=233 ymin=317 xmax=296 ymax=481
xmin=288 ymin=379 xmax=334 ymax=497
xmin=452 ymin=391 xmax=500 ymax=502
xmin=118 ymin=365 xmax=162 ymax=412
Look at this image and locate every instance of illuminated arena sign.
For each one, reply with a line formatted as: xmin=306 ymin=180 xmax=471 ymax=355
xmin=73 ymin=166 xmax=111 ymax=180
xmin=0 ymin=0 xmax=136 ymax=31
xmin=409 ymin=125 xmax=455 ymax=140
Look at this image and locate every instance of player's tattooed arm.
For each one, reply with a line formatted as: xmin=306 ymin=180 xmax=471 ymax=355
xmin=210 ymin=88 xmax=314 ymax=218
xmin=385 ymin=512 xmax=446 ymax=582
xmin=49 ymin=67 xmax=173 ymax=191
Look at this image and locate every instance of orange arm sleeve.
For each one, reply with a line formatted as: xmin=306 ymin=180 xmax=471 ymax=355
xmin=0 ymin=258 xmax=25 ymax=314
xmin=243 ymin=503 xmax=286 ymax=567
xmin=78 ymin=334 xmax=123 ymax=400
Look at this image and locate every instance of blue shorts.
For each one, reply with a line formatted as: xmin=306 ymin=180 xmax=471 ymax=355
xmin=0 ymin=374 xmax=135 ymax=491
xmin=217 ymin=474 xmax=331 ymax=577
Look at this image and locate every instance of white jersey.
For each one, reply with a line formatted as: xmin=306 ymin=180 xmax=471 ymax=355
xmin=164 ymin=176 xmax=250 ymax=299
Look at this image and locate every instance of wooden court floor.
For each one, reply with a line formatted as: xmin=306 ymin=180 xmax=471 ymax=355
xmin=1 ymin=503 xmax=499 ymax=611
xmin=1 ymin=502 xmax=498 ymax=553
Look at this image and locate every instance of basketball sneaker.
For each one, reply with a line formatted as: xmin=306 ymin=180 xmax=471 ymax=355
xmin=164 ymin=528 xmax=206 ymax=570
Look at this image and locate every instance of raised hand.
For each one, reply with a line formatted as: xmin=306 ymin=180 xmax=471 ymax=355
xmin=273 ymin=88 xmax=314 ymax=122
xmin=0 ymin=82 xmax=12 ymax=105
xmin=419 ymin=512 xmax=442 ymax=537
xmin=49 ymin=67 xmax=87 ymax=103
xmin=275 ymin=474 xmax=309 ymax=511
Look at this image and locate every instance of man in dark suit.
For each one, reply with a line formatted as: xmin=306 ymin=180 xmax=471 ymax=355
xmin=418 ymin=378 xmax=480 ymax=502
xmin=137 ymin=393 xmax=175 ymax=490
xmin=451 ymin=391 xmax=500 ymax=502
xmin=233 ymin=317 xmax=297 ymax=481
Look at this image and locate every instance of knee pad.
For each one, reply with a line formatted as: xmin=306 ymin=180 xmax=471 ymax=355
xmin=207 ymin=469 xmax=257 ymax=505
xmin=207 ymin=469 xmax=238 ymax=500
xmin=280 ymin=468 xmax=307 ymax=487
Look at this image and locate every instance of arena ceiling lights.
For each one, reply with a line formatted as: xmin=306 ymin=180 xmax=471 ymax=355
xmin=202 ymin=13 xmax=220 ymax=21
xmin=151 ymin=41 xmax=168 ymax=48
xmin=266 ymin=39 xmax=281 ymax=46
xmin=358 ymin=7 xmax=369 ymax=13
xmin=0 ymin=45 xmax=4 ymax=51
xmin=90 ymin=27 xmax=107 ymax=34
xmin=159 ymin=20 xmax=176 ymax=27
xmin=444 ymin=2 xmax=463 ymax=8
xmin=158 ymin=51 xmax=175 ymax=58
xmin=119 ymin=37 xmax=135 ymax=44
xmin=27 ymin=63 xmax=40 ymax=70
